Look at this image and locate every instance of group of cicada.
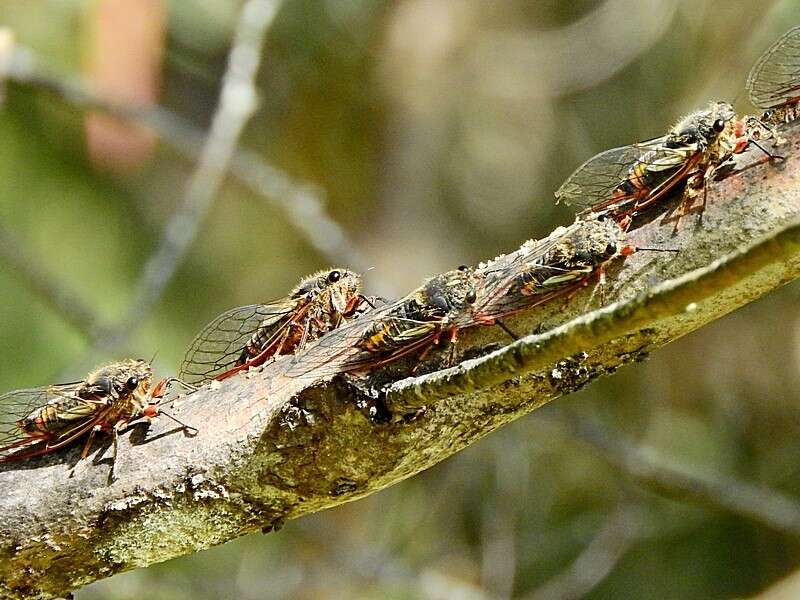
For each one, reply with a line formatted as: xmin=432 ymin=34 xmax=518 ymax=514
xmin=2 ymin=26 xmax=800 ymax=481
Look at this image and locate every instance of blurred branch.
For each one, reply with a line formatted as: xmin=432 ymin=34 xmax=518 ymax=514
xmin=93 ymin=0 xmax=283 ymax=354
xmin=2 ymin=32 xmax=367 ymax=332
xmin=564 ymin=416 xmax=800 ymax=537
xmin=522 ymin=504 xmax=642 ymax=600
xmin=0 ymin=221 xmax=107 ymax=338
xmin=1 ymin=131 xmax=800 ymax=599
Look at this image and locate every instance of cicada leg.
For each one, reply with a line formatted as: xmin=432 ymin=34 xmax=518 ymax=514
xmin=582 ymin=267 xmax=607 ymax=311
xmin=109 ymin=425 xmax=120 ymax=483
xmin=443 ymin=328 xmax=462 ymax=367
xmin=494 ymin=320 xmax=519 ymax=341
xmin=296 ymin=316 xmax=313 ymax=351
xmin=66 ymin=425 xmax=100 ymax=479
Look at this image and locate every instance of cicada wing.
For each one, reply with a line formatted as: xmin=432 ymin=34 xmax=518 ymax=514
xmin=179 ymin=301 xmax=300 ymax=385
xmin=747 ymin=26 xmax=800 ymax=109
xmin=478 ymin=223 xmax=582 ymax=308
xmin=283 ymin=299 xmax=424 ymax=379
xmin=0 ymin=382 xmax=99 ymax=456
xmin=554 ymin=141 xmax=663 ymax=209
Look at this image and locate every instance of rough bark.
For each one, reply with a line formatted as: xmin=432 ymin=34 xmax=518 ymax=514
xmin=2 ymin=128 xmax=800 ymax=599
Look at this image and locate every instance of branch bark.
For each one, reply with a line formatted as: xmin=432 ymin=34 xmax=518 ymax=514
xmin=2 ymin=129 xmax=800 ymax=599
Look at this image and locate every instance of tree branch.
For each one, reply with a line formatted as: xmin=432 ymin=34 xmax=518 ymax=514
xmin=2 ymin=129 xmax=800 ymax=599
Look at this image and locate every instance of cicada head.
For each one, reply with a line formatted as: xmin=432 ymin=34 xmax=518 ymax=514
xmin=418 ymin=265 xmax=479 ymax=318
xmin=84 ymin=358 xmax=154 ymax=403
xmin=294 ymin=267 xmax=363 ymax=319
xmin=667 ymin=102 xmax=744 ymax=156
xmin=568 ymin=217 xmax=627 ymax=266
xmin=671 ymin=101 xmax=739 ymax=153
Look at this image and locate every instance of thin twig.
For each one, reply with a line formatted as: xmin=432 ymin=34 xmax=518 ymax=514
xmin=0 ymin=221 xmax=106 ymax=338
xmin=565 ymin=416 xmax=800 ymax=537
xmin=87 ymin=0 xmax=283 ymax=356
xmin=522 ymin=504 xmax=642 ymax=600
xmin=8 ymin=41 xmax=368 ymax=270
xmin=3 ymin=36 xmax=368 ymax=298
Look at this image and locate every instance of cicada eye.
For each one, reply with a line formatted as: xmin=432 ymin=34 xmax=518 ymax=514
xmin=457 ymin=265 xmax=470 ymax=272
xmin=125 ymin=376 xmax=139 ymax=391
xmin=713 ymin=118 xmax=725 ymax=132
xmin=327 ymin=270 xmax=341 ymax=283
xmin=605 ymin=243 xmax=618 ymax=256
xmin=465 ymin=290 xmax=477 ymax=304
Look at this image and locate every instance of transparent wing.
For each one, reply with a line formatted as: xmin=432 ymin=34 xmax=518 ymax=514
xmin=475 ymin=222 xmax=590 ymax=316
xmin=283 ymin=301 xmax=438 ymax=379
xmin=0 ymin=382 xmax=92 ymax=450
xmin=747 ymin=26 xmax=800 ymax=108
xmin=179 ymin=301 xmax=300 ymax=385
xmin=554 ymin=138 xmax=667 ymax=209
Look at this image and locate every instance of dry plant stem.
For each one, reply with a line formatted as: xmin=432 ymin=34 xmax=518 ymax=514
xmin=5 ymin=44 xmax=367 ymax=270
xmin=522 ymin=504 xmax=642 ymax=600
xmin=565 ymin=417 xmax=800 ymax=537
xmin=1 ymin=131 xmax=800 ymax=599
xmin=96 ymin=0 xmax=283 ymax=353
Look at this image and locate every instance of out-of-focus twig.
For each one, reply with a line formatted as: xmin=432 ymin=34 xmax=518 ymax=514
xmin=1 ymin=33 xmax=368 ymax=305
xmin=0 ymin=221 xmax=107 ymax=338
xmin=7 ymin=41 xmax=367 ymax=271
xmin=522 ymin=504 xmax=642 ymax=600
xmin=90 ymin=0 xmax=282 ymax=355
xmin=565 ymin=416 xmax=800 ymax=537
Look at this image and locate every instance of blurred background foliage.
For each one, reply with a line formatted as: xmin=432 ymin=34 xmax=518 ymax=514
xmin=2 ymin=0 xmax=800 ymax=598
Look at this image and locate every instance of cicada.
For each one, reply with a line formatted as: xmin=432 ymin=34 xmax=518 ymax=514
xmin=474 ymin=217 xmax=631 ymax=323
xmin=0 ymin=359 xmax=194 ymax=480
xmin=746 ymin=26 xmax=800 ymax=127
xmin=555 ymin=102 xmax=748 ymax=225
xmin=283 ymin=266 xmax=480 ymax=379
xmin=179 ymin=268 xmax=365 ymax=385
